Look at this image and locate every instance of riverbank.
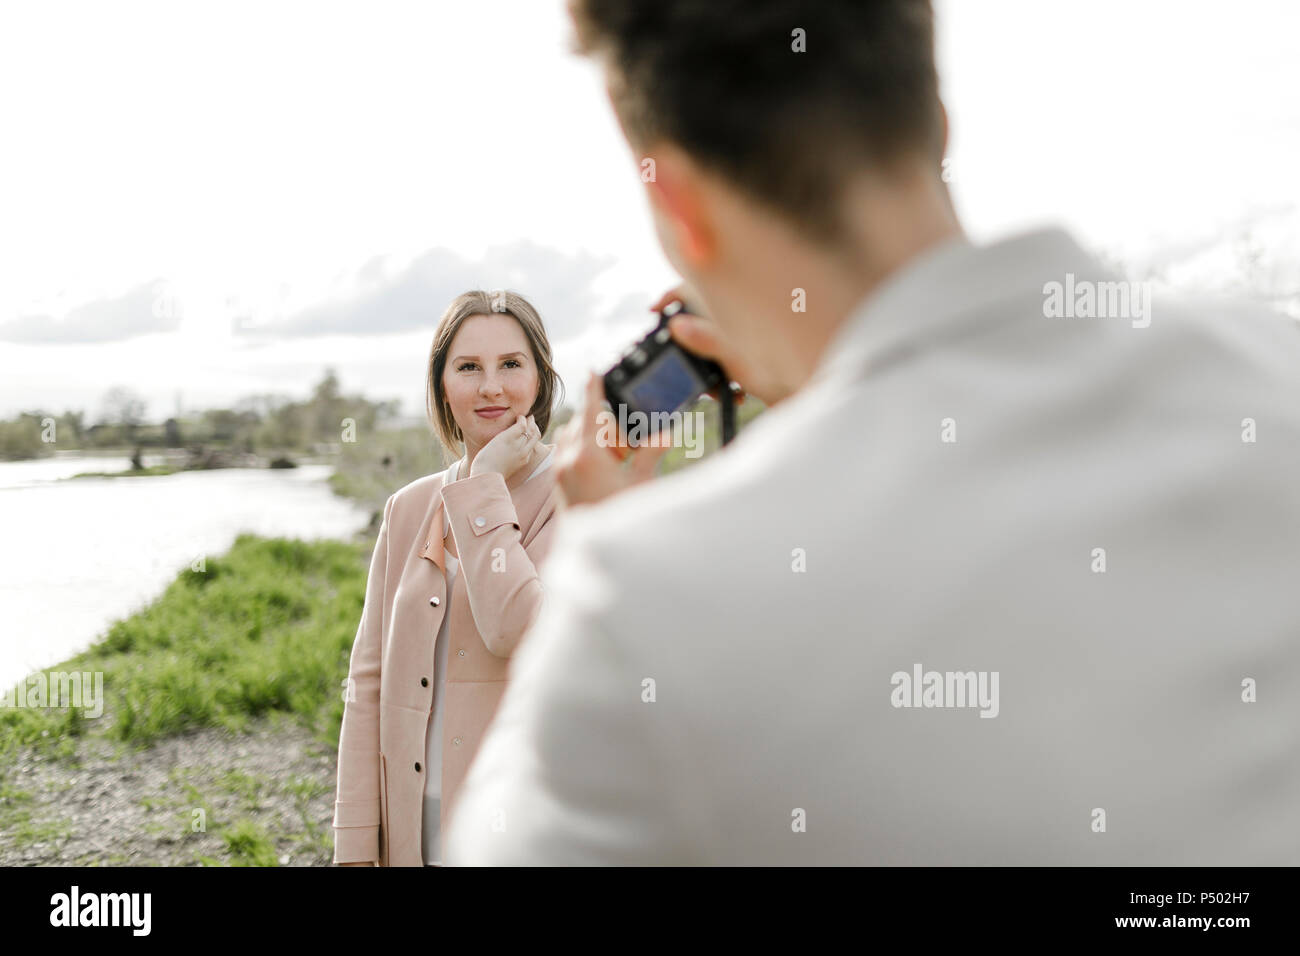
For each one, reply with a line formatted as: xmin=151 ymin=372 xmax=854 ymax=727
xmin=0 ymin=533 xmax=372 ymax=866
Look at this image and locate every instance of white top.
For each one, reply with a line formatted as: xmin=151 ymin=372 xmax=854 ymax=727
xmin=444 ymin=228 xmax=1300 ymax=865
xmin=421 ymin=445 xmax=554 ymax=864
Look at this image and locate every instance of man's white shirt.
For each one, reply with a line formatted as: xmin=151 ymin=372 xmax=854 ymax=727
xmin=444 ymin=228 xmax=1300 ymax=865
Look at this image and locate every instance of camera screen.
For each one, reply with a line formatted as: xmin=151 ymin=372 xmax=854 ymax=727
xmin=624 ymin=348 xmax=706 ymax=415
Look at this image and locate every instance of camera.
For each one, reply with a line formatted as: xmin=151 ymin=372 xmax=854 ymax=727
xmin=602 ymin=300 xmax=731 ymax=444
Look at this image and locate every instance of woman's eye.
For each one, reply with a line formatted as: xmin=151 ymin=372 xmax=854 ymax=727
xmin=458 ymin=362 xmax=477 ymax=371
xmin=504 ymin=359 xmax=521 ymax=368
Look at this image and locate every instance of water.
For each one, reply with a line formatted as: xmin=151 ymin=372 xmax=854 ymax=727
xmin=0 ymin=454 xmax=176 ymax=490
xmin=0 ymin=455 xmax=372 ymax=688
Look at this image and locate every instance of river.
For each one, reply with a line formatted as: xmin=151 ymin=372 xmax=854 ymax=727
xmin=0 ymin=454 xmax=371 ymax=688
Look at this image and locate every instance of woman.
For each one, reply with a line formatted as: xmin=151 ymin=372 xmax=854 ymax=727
xmin=333 ymin=289 xmax=564 ymax=866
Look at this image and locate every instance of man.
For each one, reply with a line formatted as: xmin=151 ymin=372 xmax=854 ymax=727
xmin=444 ymin=0 xmax=1300 ymax=864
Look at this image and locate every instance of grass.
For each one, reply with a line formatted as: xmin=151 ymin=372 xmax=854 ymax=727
xmin=203 ymin=819 xmax=280 ymax=867
xmin=0 ymin=533 xmax=372 ymax=770
xmin=64 ymin=465 xmax=181 ymax=479
xmin=0 ymin=780 xmax=72 ymax=848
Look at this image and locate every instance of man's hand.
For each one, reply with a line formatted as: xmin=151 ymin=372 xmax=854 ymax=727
xmin=652 ymin=286 xmax=790 ymax=407
xmin=470 ymin=413 xmax=542 ymax=479
xmin=554 ymin=371 xmax=672 ymax=509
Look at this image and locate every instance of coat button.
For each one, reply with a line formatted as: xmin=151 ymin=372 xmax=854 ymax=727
xmin=429 ymin=596 xmax=440 ymax=606
xmin=452 ymin=737 xmax=462 ymax=746
xmin=414 ymin=761 xmax=422 ymax=772
xmin=474 ymin=516 xmax=486 ymax=527
xmin=457 ymin=649 xmax=465 ymax=658
xmin=421 ymin=677 xmax=428 ymax=687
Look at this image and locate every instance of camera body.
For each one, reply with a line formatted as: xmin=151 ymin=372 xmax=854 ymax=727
xmin=602 ymin=301 xmax=728 ymax=441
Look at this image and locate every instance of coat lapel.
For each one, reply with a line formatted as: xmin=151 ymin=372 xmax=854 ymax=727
xmin=418 ymin=497 xmax=446 ymax=573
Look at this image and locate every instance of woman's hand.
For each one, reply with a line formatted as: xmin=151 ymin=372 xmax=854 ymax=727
xmin=652 ymin=286 xmax=791 ymax=407
xmin=470 ymin=413 xmax=542 ymax=479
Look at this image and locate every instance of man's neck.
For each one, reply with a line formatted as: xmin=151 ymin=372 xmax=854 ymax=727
xmin=726 ymin=170 xmax=964 ymax=399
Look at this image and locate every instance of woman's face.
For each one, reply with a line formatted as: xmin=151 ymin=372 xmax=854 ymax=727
xmin=442 ymin=312 xmax=540 ymax=452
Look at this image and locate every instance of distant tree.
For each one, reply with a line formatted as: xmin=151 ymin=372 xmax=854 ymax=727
xmin=62 ymin=409 xmax=85 ymax=443
xmin=313 ymin=369 xmax=341 ymax=404
xmin=312 ymin=368 xmax=345 ymax=443
xmin=201 ymin=408 xmax=259 ymax=442
xmin=235 ymin=393 xmax=292 ymax=417
xmin=0 ymin=411 xmax=49 ymax=460
xmin=100 ymin=387 xmax=147 ymax=442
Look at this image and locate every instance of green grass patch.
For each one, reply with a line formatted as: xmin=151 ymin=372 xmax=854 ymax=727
xmin=0 ymin=781 xmax=71 ymax=848
xmin=0 ymin=533 xmax=371 ymax=769
xmin=65 ymin=465 xmax=181 ymax=479
xmin=207 ymin=819 xmax=280 ymax=867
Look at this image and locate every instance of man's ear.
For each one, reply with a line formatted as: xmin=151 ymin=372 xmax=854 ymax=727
xmin=938 ymin=98 xmax=950 ymax=161
xmin=643 ymin=143 xmax=717 ymax=269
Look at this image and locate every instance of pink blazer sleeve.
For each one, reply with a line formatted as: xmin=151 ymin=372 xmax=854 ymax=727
xmin=440 ymin=471 xmax=558 ymax=659
xmin=331 ymin=492 xmax=393 ymax=864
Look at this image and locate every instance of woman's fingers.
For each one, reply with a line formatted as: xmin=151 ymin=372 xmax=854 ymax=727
xmin=509 ymin=413 xmax=538 ymax=449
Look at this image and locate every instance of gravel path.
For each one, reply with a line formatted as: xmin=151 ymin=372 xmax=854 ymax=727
xmin=0 ymin=714 xmax=339 ymax=866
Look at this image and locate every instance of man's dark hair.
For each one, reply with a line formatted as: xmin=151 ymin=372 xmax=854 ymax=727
xmin=568 ymin=0 xmax=943 ymax=249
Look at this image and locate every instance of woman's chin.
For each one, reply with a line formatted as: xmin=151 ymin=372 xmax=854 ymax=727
xmin=471 ymin=419 xmax=510 ymax=442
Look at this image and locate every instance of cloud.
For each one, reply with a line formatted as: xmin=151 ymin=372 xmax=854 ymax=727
xmin=0 ymin=279 xmax=178 ymax=344
xmin=0 ymin=241 xmax=658 ymax=349
xmin=250 ymin=240 xmax=644 ymax=342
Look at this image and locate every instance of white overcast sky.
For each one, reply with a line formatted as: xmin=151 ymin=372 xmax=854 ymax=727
xmin=1 ymin=0 xmax=1296 ymax=422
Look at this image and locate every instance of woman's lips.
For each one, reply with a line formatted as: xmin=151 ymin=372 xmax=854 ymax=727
xmin=475 ymin=407 xmax=508 ymax=419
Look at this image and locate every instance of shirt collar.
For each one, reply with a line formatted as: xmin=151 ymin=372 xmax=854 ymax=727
xmin=812 ymin=226 xmax=1100 ymax=388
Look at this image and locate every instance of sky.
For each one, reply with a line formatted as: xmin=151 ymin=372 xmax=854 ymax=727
xmin=1 ymin=0 xmax=1296 ymax=423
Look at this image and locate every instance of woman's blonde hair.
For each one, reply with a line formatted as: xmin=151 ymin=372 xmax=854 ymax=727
xmin=425 ymin=289 xmax=563 ymax=456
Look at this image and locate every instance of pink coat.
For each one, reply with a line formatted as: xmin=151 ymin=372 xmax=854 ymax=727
xmin=332 ymin=458 xmax=560 ymax=865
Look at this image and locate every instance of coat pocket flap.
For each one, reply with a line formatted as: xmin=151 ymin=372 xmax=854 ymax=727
xmin=465 ymin=501 xmax=519 ymax=537
xmin=441 ymin=473 xmax=520 ymax=537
